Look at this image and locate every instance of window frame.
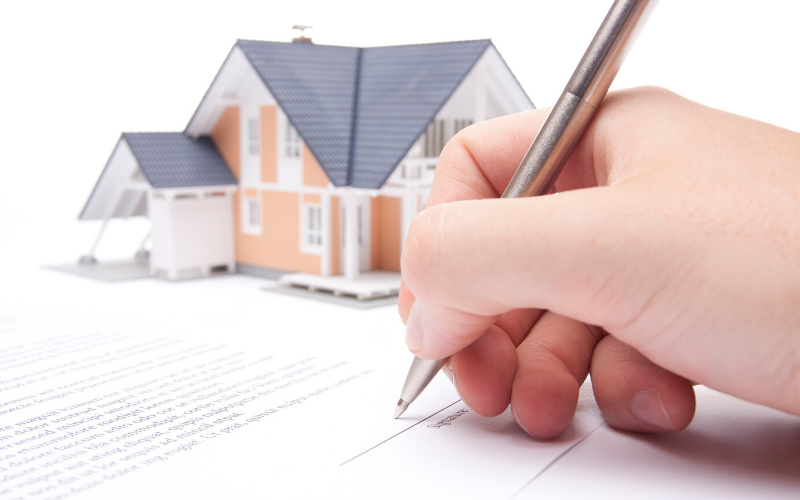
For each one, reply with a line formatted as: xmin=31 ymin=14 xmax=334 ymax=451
xmin=282 ymin=114 xmax=302 ymax=159
xmin=241 ymin=192 xmax=262 ymax=236
xmin=300 ymin=202 xmax=323 ymax=255
xmin=247 ymin=117 xmax=260 ymax=157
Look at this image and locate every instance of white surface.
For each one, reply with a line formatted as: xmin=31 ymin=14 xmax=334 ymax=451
xmin=522 ymin=386 xmax=800 ymax=499
xmin=0 ymin=270 xmax=798 ymax=499
xmin=0 ymin=270 xmax=602 ymax=499
xmin=2 ymin=1 xmax=800 ymax=498
xmin=4 ymin=0 xmax=800 ymax=272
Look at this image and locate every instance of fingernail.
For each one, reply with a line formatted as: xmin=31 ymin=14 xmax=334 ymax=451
xmin=405 ymin=301 xmax=424 ymax=351
xmin=511 ymin=402 xmax=535 ymax=437
xmin=630 ymin=389 xmax=675 ymax=430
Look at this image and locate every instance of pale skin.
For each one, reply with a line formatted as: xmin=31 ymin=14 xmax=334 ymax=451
xmin=398 ymin=86 xmax=800 ymax=438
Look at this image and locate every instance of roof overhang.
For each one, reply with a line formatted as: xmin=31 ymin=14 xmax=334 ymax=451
xmin=80 ymin=138 xmax=150 ymax=221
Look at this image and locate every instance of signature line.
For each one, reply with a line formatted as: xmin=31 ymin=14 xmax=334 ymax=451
xmin=339 ymin=400 xmax=462 ymax=466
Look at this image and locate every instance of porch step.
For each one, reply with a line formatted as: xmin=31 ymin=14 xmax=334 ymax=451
xmin=278 ymin=271 xmax=402 ymax=301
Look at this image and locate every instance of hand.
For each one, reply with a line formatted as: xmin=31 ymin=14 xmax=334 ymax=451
xmin=398 ymin=86 xmax=800 ymax=438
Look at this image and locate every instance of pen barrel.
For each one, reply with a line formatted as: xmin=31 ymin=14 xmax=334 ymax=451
xmin=502 ymin=0 xmax=658 ymax=200
xmin=399 ymin=357 xmax=447 ymax=404
xmin=502 ymin=91 xmax=594 ymax=199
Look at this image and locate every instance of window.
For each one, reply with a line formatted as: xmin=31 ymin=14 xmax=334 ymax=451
xmin=424 ymin=119 xmax=446 ymax=157
xmin=248 ymin=199 xmax=261 ymax=227
xmin=242 ymin=196 xmax=261 ymax=235
xmin=454 ymin=118 xmax=473 ymax=134
xmin=247 ymin=118 xmax=260 ymax=156
xmin=284 ymin=116 xmax=301 ymax=158
xmin=302 ymin=204 xmax=322 ymax=253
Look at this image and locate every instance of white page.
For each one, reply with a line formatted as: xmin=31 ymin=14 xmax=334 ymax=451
xmin=0 ymin=272 xmax=604 ymax=499
xmin=3 ymin=270 xmax=799 ymax=499
xmin=520 ymin=386 xmax=800 ymax=499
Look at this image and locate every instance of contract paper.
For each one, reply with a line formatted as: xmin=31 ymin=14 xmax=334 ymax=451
xmin=0 ymin=319 xmax=604 ymax=500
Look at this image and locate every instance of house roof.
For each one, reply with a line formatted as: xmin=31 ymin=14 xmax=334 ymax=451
xmin=121 ymin=133 xmax=238 ymax=189
xmin=79 ymin=133 xmax=237 ymax=220
xmin=231 ymin=39 xmax=503 ymax=189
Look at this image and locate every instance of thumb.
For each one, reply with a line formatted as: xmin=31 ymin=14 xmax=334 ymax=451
xmin=401 ymin=182 xmax=672 ymax=360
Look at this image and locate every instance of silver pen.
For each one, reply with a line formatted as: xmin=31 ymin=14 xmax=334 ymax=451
xmin=395 ymin=0 xmax=660 ymax=419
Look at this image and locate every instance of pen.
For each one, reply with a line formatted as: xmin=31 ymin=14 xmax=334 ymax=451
xmin=395 ymin=0 xmax=660 ymax=419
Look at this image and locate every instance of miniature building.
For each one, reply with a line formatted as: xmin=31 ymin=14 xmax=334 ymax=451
xmin=79 ymin=38 xmax=533 ymax=292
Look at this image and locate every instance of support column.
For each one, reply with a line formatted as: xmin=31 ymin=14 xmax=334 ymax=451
xmin=400 ymin=191 xmax=417 ymax=255
xmin=344 ymin=191 xmax=360 ymax=281
xmin=79 ymin=187 xmax=128 ymax=265
xmin=320 ymin=193 xmax=331 ymax=276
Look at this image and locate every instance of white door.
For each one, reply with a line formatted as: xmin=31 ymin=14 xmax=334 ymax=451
xmin=340 ymin=197 xmax=371 ymax=273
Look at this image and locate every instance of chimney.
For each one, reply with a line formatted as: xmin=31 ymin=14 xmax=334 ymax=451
xmin=292 ymin=25 xmax=313 ymax=43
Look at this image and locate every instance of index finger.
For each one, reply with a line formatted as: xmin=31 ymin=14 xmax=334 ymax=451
xmin=398 ymin=110 xmax=549 ymax=324
xmin=398 ymin=110 xmax=547 ymax=323
xmin=400 ymin=108 xmax=562 ymax=324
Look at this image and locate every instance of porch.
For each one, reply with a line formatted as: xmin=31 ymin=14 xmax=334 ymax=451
xmin=278 ymin=270 xmax=402 ymax=301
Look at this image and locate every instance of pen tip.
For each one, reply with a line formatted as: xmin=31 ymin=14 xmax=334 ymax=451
xmin=394 ymin=398 xmax=410 ymax=419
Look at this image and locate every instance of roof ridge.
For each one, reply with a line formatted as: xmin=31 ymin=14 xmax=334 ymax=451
xmin=236 ymin=38 xmax=361 ymax=49
xmin=362 ymin=39 xmax=491 ymax=50
xmin=233 ymin=38 xmax=492 ymax=50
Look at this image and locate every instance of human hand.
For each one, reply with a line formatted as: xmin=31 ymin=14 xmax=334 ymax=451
xmin=398 ymin=86 xmax=800 ymax=438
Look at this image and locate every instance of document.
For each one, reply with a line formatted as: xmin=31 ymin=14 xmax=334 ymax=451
xmin=0 ymin=313 xmax=603 ymax=500
xmin=2 ymin=272 xmax=799 ymax=499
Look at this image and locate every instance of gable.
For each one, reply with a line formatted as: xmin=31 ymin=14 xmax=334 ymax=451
xmin=237 ymin=40 xmax=360 ymax=187
xmin=185 ymin=39 xmax=532 ymax=190
xmin=350 ymin=40 xmax=492 ymax=188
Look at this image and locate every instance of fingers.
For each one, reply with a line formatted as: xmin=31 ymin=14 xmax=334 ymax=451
xmin=509 ymin=312 xmax=602 ymax=439
xmin=402 ymin=88 xmax=695 ymax=360
xmin=591 ymin=335 xmax=695 ymax=433
xmin=445 ymin=325 xmax=518 ymax=417
xmin=402 ymin=185 xmax=659 ymax=360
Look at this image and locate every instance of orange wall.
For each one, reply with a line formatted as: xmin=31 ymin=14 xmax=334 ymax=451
xmin=330 ymin=196 xmax=340 ymax=276
xmin=261 ymin=106 xmax=277 ymax=183
xmin=303 ymin=144 xmax=330 ymax=187
xmin=211 ymin=106 xmax=240 ymax=179
xmin=234 ymin=190 xmax=320 ymax=274
xmin=377 ymin=196 xmax=401 ymax=272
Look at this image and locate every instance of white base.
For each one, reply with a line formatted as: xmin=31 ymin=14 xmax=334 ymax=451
xmin=278 ymin=271 xmax=401 ymax=300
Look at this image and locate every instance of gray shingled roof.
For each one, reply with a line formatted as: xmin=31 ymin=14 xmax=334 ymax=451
xmin=236 ymin=39 xmax=494 ymax=189
xmin=123 ymin=133 xmax=238 ymax=189
xmin=237 ymin=41 xmax=358 ymax=187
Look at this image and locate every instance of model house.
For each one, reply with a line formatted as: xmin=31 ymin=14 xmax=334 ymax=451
xmin=79 ymin=37 xmax=533 ymax=298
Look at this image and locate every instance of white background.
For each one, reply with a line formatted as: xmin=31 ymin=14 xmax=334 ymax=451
xmin=1 ymin=4 xmax=800 ymax=497
xmin=2 ymin=0 xmax=800 ymax=270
